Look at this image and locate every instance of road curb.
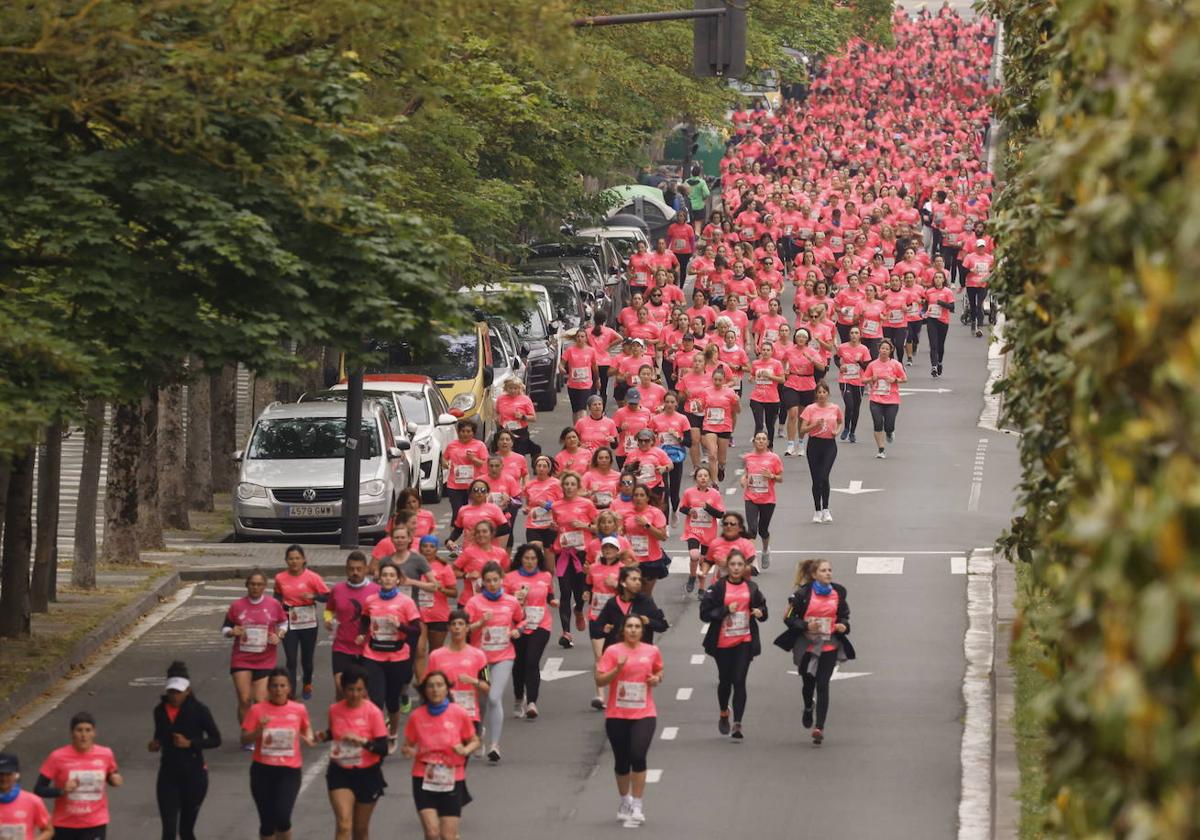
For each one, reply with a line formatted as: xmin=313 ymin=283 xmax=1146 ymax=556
xmin=2 ymin=571 xmax=183 ymax=718
xmin=959 ymin=549 xmax=996 ymax=839
xmin=176 ymin=563 xmax=348 ymax=582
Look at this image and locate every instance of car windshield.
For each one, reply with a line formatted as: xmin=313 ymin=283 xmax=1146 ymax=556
xmin=300 ymin=393 xmax=398 ymax=430
xmin=544 ymin=284 xmax=580 ymax=325
xmin=397 ymin=392 xmax=430 ymax=425
xmin=363 ymin=334 xmax=478 ymax=381
xmin=512 ymin=306 xmax=548 ymax=340
xmin=248 ymin=418 xmax=381 ymax=459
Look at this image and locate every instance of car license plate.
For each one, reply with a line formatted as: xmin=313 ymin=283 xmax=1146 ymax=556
xmin=287 ymin=505 xmax=334 ymax=517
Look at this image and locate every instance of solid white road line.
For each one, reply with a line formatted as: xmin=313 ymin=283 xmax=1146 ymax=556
xmin=660 ymin=727 xmax=679 ymax=741
xmin=855 ymin=556 xmax=905 ymax=574
xmin=690 ymin=654 xmax=705 ymax=665
xmin=646 ymin=769 xmax=663 ymax=783
xmin=675 ymin=687 xmax=693 ymax=701
xmin=958 ymin=549 xmax=996 ymax=840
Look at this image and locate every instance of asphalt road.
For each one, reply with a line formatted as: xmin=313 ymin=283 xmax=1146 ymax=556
xmin=0 ymin=289 xmax=1019 ymax=839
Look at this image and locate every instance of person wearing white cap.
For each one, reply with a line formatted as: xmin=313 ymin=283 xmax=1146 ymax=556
xmin=148 ymin=660 xmax=221 ymax=840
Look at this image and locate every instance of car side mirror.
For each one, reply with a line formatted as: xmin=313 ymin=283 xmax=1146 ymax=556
xmin=407 ymin=421 xmax=418 ymax=436
xmin=519 ymin=345 xmax=529 ymax=358
xmin=483 ymin=366 xmax=495 ymax=387
xmin=232 ymin=450 xmax=244 ymax=462
xmin=550 ymin=319 xmax=563 ymax=331
xmin=389 ymin=441 xmax=410 ymax=457
xmin=436 ymin=413 xmax=458 ymax=426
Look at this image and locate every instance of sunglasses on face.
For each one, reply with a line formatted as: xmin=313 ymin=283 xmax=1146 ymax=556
xmin=471 ymin=488 xmax=487 ymax=494
xmin=723 ymin=521 xmax=739 ymax=527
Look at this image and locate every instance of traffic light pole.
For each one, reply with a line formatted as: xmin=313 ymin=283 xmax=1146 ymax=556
xmin=572 ymin=8 xmax=724 ymax=26
xmin=339 ymin=368 xmax=364 ymax=549
xmin=572 ymin=2 xmax=746 ymax=78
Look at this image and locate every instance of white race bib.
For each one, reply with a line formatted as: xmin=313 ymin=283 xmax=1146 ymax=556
xmin=0 ymin=824 xmax=28 ymax=840
xmin=241 ymin=624 xmax=268 ymax=653
xmin=690 ymin=508 xmax=712 ymax=527
xmin=875 ymin=380 xmax=892 ymax=396
xmin=724 ymin=609 xmax=751 ymax=637
xmin=764 ymin=329 xmax=779 ymax=343
xmin=593 ymin=491 xmax=612 ymax=507
xmin=616 ymin=680 xmax=648 ymax=710
xmin=638 ymin=462 xmax=655 ymax=483
xmin=591 ymin=592 xmax=613 ymax=616
xmin=571 ymin=366 xmax=589 ymax=382
xmin=452 ymin=689 xmax=477 ymax=716
xmin=863 ymin=319 xmax=880 ymax=334
xmin=481 ymin=625 xmax=509 ymax=651
xmin=623 ymin=435 xmax=637 ymax=451
xmin=371 ymin=615 xmax=398 ymax=642
xmin=927 ymin=303 xmax=942 ymax=319
xmin=705 ymin=406 xmax=725 ymax=424
xmin=630 ymin=535 xmax=650 ymax=557
xmin=749 ymin=473 xmax=769 ymax=493
xmin=842 ymin=362 xmax=860 ymax=378
xmin=884 ymin=257 xmax=895 ymax=268
xmin=888 ymin=309 xmax=904 ymax=323
xmin=422 ymin=762 xmax=456 ymax=793
xmin=503 ymin=420 xmax=521 ymax=431
xmin=454 ymin=465 xmax=474 ymax=483
xmin=672 ymin=238 xmax=688 ymax=250
xmin=330 ymin=739 xmax=363 ymax=768
xmin=808 ymin=615 xmax=834 ymax=635
xmin=829 ymin=236 xmax=843 ymax=249
xmin=523 ymin=605 xmax=545 ymax=627
xmin=66 ymin=769 xmax=105 ymax=802
xmin=755 ymin=370 xmax=772 ymax=385
xmin=418 ymin=588 xmax=435 ymax=610
xmin=288 ymin=604 xmax=317 ymax=631
xmin=561 ymin=530 xmax=584 ymax=549
xmin=711 ymin=282 xmax=725 ymax=297
xmin=529 ymin=507 xmax=553 ymax=528
xmin=261 ymin=727 xmax=296 ymax=758
xmin=487 ymin=492 xmax=504 ymax=506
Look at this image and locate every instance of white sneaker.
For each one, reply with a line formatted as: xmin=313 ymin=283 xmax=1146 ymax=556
xmin=513 ymin=700 xmax=526 ymax=719
xmin=628 ymin=804 xmax=646 ymax=825
xmin=617 ymin=799 xmax=633 ymax=822
xmin=785 ymin=441 xmax=797 ymax=456
xmin=797 ymin=441 xmax=806 ymax=457
xmin=876 ymin=450 xmax=887 ymax=459
xmin=812 ymin=512 xmax=823 ymax=523
xmin=821 ymin=509 xmax=833 ymax=523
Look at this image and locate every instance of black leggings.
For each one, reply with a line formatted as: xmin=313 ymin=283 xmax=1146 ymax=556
xmin=927 ymin=319 xmax=949 ymax=366
xmin=743 ymin=501 xmax=775 ymax=540
xmin=282 ymin=625 xmax=316 ymax=690
xmin=883 ymin=326 xmax=907 ymax=359
xmin=447 ymin=487 xmax=470 ymax=525
xmin=840 ymin=384 xmax=863 ymax=434
xmin=864 ymin=337 xmax=881 ymax=360
xmin=557 ymin=557 xmax=587 ymax=632
xmin=249 ymin=763 xmax=301 ymax=837
xmin=51 ymin=829 xmax=107 ymax=840
xmin=714 ymin=643 xmax=753 ymax=722
xmin=941 ymin=245 xmax=962 ymax=285
xmin=362 ymin=657 xmax=413 ymax=714
xmin=511 ymin=428 xmax=542 ymax=458
xmin=513 ymin=628 xmax=550 ymax=704
xmin=870 ymin=402 xmax=899 ymax=435
xmin=806 ymin=437 xmax=837 ymax=511
xmin=664 ymin=459 xmax=685 ymax=513
xmin=605 ymin=717 xmax=656 ymax=775
xmin=905 ymin=321 xmax=922 ymax=355
xmin=966 ymin=286 xmax=988 ymax=328
xmin=597 ymin=366 xmax=611 ymax=409
xmin=800 ymin=649 xmax=839 ymax=729
xmin=749 ymin=400 xmax=779 ymax=447
xmin=157 ymin=763 xmax=208 ymax=840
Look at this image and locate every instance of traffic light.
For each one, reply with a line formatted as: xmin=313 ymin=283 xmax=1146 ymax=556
xmin=693 ymin=0 xmax=746 ymax=78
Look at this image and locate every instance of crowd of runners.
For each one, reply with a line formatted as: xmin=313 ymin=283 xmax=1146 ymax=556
xmin=0 ymin=7 xmax=996 ymax=838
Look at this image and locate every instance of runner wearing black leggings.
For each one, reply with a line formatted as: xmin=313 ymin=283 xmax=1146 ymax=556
xmin=798 ymin=383 xmax=844 ymax=523
xmin=649 ymin=393 xmax=691 ymax=523
xmin=240 ymin=671 xmax=316 ymax=840
xmin=699 ymin=552 xmax=767 ymax=740
xmin=862 ymin=340 xmax=907 ymax=459
xmin=836 ymin=327 xmax=870 ymax=444
xmin=925 ymin=272 xmax=956 ymax=377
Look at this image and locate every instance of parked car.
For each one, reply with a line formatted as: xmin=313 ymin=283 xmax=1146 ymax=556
xmin=484 ymin=317 xmax=525 ymax=405
xmin=511 ymin=272 xmax=588 ymax=334
xmin=602 ymin=185 xmax=677 ymax=242
xmin=519 ymin=258 xmax=597 ymax=321
xmin=296 ymin=388 xmax=419 ymax=489
xmin=233 ymin=400 xmax=410 ymax=539
xmin=461 ymin=284 xmax=560 ymax=411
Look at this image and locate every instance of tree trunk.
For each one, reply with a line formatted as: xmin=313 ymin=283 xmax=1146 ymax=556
xmin=31 ymin=417 xmax=62 ymax=611
xmin=158 ymin=385 xmax=190 ymax=529
xmin=73 ymin=398 xmax=105 ymax=588
xmin=186 ymin=361 xmax=213 ymax=512
xmin=252 ymin=371 xmax=275 ymax=424
xmin=0 ymin=459 xmax=11 ymax=572
xmin=137 ymin=390 xmax=165 ymax=550
xmin=100 ymin=402 xmax=140 ymax=565
xmin=0 ymin=448 xmax=36 ymax=638
xmin=210 ymin=365 xmax=238 ymax=492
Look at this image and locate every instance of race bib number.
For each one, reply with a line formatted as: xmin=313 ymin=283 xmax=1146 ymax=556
xmin=0 ymin=825 xmax=27 ymax=840
xmin=635 ymin=271 xmax=649 ymax=282
xmin=503 ymin=420 xmax=521 ymax=431
xmin=783 ymin=224 xmax=794 ymax=235
xmin=454 ymin=465 xmax=474 ymax=483
xmin=561 ymin=530 xmax=584 ymax=549
xmin=884 ymin=257 xmax=895 ymax=268
xmin=422 ymin=762 xmax=456 ymax=793
xmin=690 ymin=508 xmax=712 ymax=527
xmin=863 ymin=319 xmax=880 ymax=334
xmin=973 ymin=262 xmax=989 ymax=274
xmin=452 ymin=689 xmax=477 ymax=715
xmin=623 ymin=435 xmax=637 ymax=451
xmin=487 ymin=492 xmax=504 ymax=506
xmin=418 ymin=588 xmax=435 ymax=610
xmin=888 ymin=309 xmax=904 ymax=323
xmin=808 ymin=615 xmax=834 ymax=635
xmin=799 ymin=227 xmax=813 ymax=239
xmin=591 ymin=592 xmax=613 ymax=615
xmin=288 ymin=604 xmax=317 ymax=631
xmin=842 ymin=362 xmax=860 ymax=378
xmin=638 ymin=462 xmax=655 ymax=483
xmin=875 ymin=380 xmax=892 ymax=396
xmin=630 ymin=535 xmax=650 ymax=557
xmin=764 ymin=329 xmax=778 ymax=343
xmin=944 ymin=233 xmax=958 ymax=246
xmin=741 ymin=227 xmax=756 ymax=239
xmin=755 ymin=370 xmax=772 ymax=385
xmin=711 ymin=282 xmax=725 ymax=297
xmin=616 ymin=680 xmax=648 ymax=710
xmin=907 ymin=303 xmax=921 ymax=317
xmin=840 ymin=306 xmax=855 ymax=320
xmin=829 ymin=236 xmax=843 ymax=250
xmin=687 ymin=398 xmax=703 ymax=414
xmin=241 ymin=624 xmax=268 ymax=653
xmin=571 ymin=366 xmax=589 ymax=382
xmin=724 ymin=609 xmax=751 ymax=637
xmin=330 ymin=739 xmax=363 ymax=768
xmin=481 ymin=625 xmax=509 ymax=651
xmin=593 ymin=491 xmax=612 ymax=507
xmin=371 ymin=615 xmax=398 ymax=642
xmin=529 ymin=507 xmax=553 ymax=528
xmin=672 ymin=238 xmax=688 ymax=250
xmin=927 ymin=303 xmax=942 ymax=319
xmin=66 ymin=769 xmax=105 ymax=802
xmin=705 ymin=407 xmax=725 ymax=425
xmin=261 ymin=727 xmax=297 ymax=758
xmin=749 ymin=473 xmax=769 ymax=493
xmin=523 ymin=605 xmax=545 ymax=627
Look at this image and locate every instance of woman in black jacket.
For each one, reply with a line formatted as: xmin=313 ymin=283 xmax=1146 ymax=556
xmin=772 ymin=559 xmax=854 ymax=744
xmin=590 ymin=566 xmax=669 ymax=651
xmin=699 ymin=552 xmax=768 ymax=740
xmin=148 ymin=661 xmax=221 ymax=840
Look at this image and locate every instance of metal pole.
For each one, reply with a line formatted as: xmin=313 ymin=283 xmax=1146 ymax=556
xmin=573 ymin=8 xmax=724 ymax=27
xmin=339 ymin=368 xmax=364 ymax=549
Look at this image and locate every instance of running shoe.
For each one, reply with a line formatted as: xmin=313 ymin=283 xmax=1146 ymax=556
xmin=387 ymin=735 xmax=399 ymax=755
xmin=822 ymin=509 xmax=833 ymax=523
xmin=761 ymin=550 xmax=771 ymax=570
xmin=628 ymin=804 xmax=646 ymax=825
xmin=513 ymin=700 xmax=526 ymax=719
xmin=811 ymin=728 xmax=824 ymax=745
xmin=937 ymin=364 xmax=944 ymax=375
xmin=797 ymin=441 xmax=806 ymax=457
xmin=618 ymin=798 xmax=633 ymax=822
xmin=718 ymin=713 xmax=731 ymax=735
xmin=487 ymin=746 xmax=501 ymax=763
xmin=717 ymin=465 xmax=725 ymax=483
xmin=839 ymin=428 xmax=849 ymax=442
xmin=399 ymin=696 xmax=413 ymax=715
xmin=785 ymin=440 xmax=797 ymax=456
xmin=848 ymin=433 xmax=857 ymax=444
xmin=591 ymin=697 xmax=606 ymax=711
xmin=575 ymin=611 xmax=586 ymax=632
xmin=524 ymin=702 xmax=539 ymax=720
xmin=876 ymin=450 xmax=887 ymax=459
xmin=558 ymin=633 xmax=574 ymax=649
xmin=686 ymin=575 xmax=696 ymax=593
xmin=905 ymin=359 xmax=912 ymax=367
xmin=731 ymin=723 xmax=744 ymax=740
xmin=302 ymin=683 xmax=313 ymax=701
xmin=802 ymin=707 xmax=814 ymax=729
xmin=975 ymin=328 xmax=983 ymax=338
xmin=931 ymin=368 xmax=939 ymax=378
xmin=812 ymin=511 xmax=823 ymax=523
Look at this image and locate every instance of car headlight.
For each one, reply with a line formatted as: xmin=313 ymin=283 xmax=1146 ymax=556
xmin=415 ymin=436 xmax=432 ymax=454
xmin=360 ymin=480 xmax=386 ymax=498
xmin=236 ymin=483 xmax=267 ymax=500
xmin=451 ymin=393 xmax=476 ymax=412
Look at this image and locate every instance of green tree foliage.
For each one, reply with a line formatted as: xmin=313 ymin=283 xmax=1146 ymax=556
xmin=985 ymin=0 xmax=1200 ymax=833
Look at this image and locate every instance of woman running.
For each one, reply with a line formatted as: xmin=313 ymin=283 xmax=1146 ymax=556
xmin=427 ymin=611 xmax=489 ymax=742
xmin=581 ymin=446 xmax=620 ymax=511
xmin=240 ymin=670 xmax=315 ymax=840
xmin=320 ymin=665 xmax=389 ymax=840
xmin=649 ymin=392 xmax=691 ymax=524
xmin=504 ymin=544 xmax=557 ymax=720
xmin=494 ymin=377 xmax=538 ymax=456
xmin=574 ymin=395 xmax=618 ymax=453
xmin=881 ymin=276 xmax=909 ymax=360
xmin=464 ymin=562 xmax=525 ymax=762
xmin=925 ymin=270 xmax=956 ymax=377
xmin=357 ymin=562 xmax=422 ymax=739
xmin=480 ymin=454 xmax=521 ymax=547
xmin=591 ymin=566 xmax=669 ymax=650
xmin=491 ymin=429 xmax=530 ymax=488
xmin=857 ymin=283 xmax=886 ymax=359
xmin=774 ymin=559 xmax=855 ymax=745
xmin=584 ymin=533 xmax=626 ymax=709
xmin=523 ymin=454 xmax=562 ymax=548
xmin=679 ymin=465 xmax=724 ymax=595
xmin=621 ymin=484 xmax=670 ymax=597
xmin=862 ymin=339 xmax=907 ymax=459
xmin=740 ymin=430 xmax=783 ymax=566
xmin=148 ymin=661 xmax=220 ymax=840
xmin=401 ymin=671 xmax=479 ymax=840
xmin=561 ymin=327 xmax=601 ymax=420
xmin=799 ymin=382 xmax=845 ymax=522
xmin=273 ymin=545 xmax=329 ymax=700
xmin=836 ymin=326 xmax=871 ymax=444
xmin=781 ymin=327 xmax=824 ymax=457
xmin=36 ymin=712 xmax=122 ymax=840
xmin=0 ymin=753 xmax=52 ymax=840
xmin=587 ymin=312 xmax=623 ymax=408
xmin=675 ymin=353 xmax=712 ymax=469
xmin=595 ymin=614 xmax=664 ymax=826
xmin=704 ymin=513 xmax=758 ymax=590
xmin=748 ymin=341 xmax=785 ymax=448
xmin=453 ymin=521 xmax=510 ymax=608
xmin=699 ymin=551 xmax=768 ymax=740
xmin=445 ymin=480 xmax=506 ymax=555
xmin=699 ymin=366 xmax=740 ymax=483
xmin=549 ymin=471 xmax=598 ymax=649
xmin=415 ymin=536 xmax=458 ymax=660
xmin=223 ymin=570 xmax=287 ymax=728
xmin=554 ymin=427 xmax=592 ymax=475
xmin=442 ymin=420 xmax=488 ymax=523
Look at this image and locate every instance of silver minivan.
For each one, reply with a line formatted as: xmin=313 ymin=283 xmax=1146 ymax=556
xmin=232 ymin=401 xmax=410 ymax=539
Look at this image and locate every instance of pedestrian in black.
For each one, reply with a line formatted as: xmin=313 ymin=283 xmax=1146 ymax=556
xmin=148 ymin=661 xmax=221 ymax=840
xmin=699 ymin=552 xmax=768 ymax=740
xmin=773 ymin=559 xmax=855 ymax=745
xmin=590 ymin=566 xmax=669 ymax=650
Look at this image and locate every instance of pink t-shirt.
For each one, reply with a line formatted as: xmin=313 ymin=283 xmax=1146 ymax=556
xmin=360 ymin=591 xmax=421 ymax=663
xmin=226 ymin=596 xmax=287 ymax=671
xmin=649 ymin=412 xmax=690 ymax=450
xmin=574 ymin=415 xmax=618 ymax=452
xmin=804 ymin=588 xmax=840 ymax=653
xmin=742 ymin=450 xmax=783 ymax=504
xmin=404 ymin=704 xmax=476 ymax=781
xmin=580 ymin=469 xmax=619 ymax=509
xmin=242 ymin=700 xmax=310 ymax=769
xmin=465 ymin=592 xmax=524 ymax=664
xmin=865 ymin=359 xmax=906 ymax=405
xmin=925 ymin=287 xmax=955 ymax=324
xmin=495 ymin=393 xmax=536 ymax=432
xmin=444 ymin=439 xmax=489 ymax=489
xmin=327 ymin=699 xmax=389 ymax=769
xmin=749 ymin=358 xmax=784 ymax=403
xmin=626 ymin=445 xmax=672 ymax=489
xmin=428 ymin=645 xmax=488 ymax=721
xmin=708 ymin=536 xmax=757 ymax=567
xmin=454 ymin=543 xmax=510 ymax=605
xmin=327 ymin=579 xmax=381 ymax=656
xmin=681 ymin=486 xmax=723 ymax=542
xmin=274 ymin=568 xmax=330 ymax=632
xmin=562 ymin=345 xmax=599 ymax=390
xmin=599 ymin=642 xmax=663 ymax=720
xmin=0 ymin=789 xmax=50 ymax=836
xmin=837 ymin=343 xmax=871 ymax=385
xmin=524 ymin=477 xmax=564 ymax=529
xmin=551 ymin=496 xmax=599 ymax=552
xmin=783 ymin=345 xmax=819 ymax=391
xmin=700 ymin=386 xmax=739 ymax=433
xmin=503 ymin=569 xmax=555 ymax=633
xmin=554 ymin=447 xmax=591 ymax=475
xmin=622 ymin=505 xmax=667 ymax=560
xmin=418 ymin=561 xmax=458 ymax=623
xmin=677 ymin=371 xmax=713 ymax=416
xmin=480 ymin=472 xmax=521 ymax=512
xmin=800 ymin=403 xmax=843 ymax=439
xmin=718 ymin=581 xmax=753 ymax=648
xmin=612 ymin=407 xmax=652 ymax=456
xmin=453 ymin=502 xmax=506 ymax=535
xmin=499 ymin=451 xmax=528 ymax=485
xmin=39 ymin=745 xmax=117 ymax=829
xmin=585 ymin=560 xmax=622 ymax=619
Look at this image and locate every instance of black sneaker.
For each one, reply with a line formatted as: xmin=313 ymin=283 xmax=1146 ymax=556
xmin=686 ymin=576 xmax=696 ymax=593
xmin=718 ymin=714 xmax=731 ymax=735
xmin=731 ymin=723 xmax=744 ymax=740
xmin=558 ymin=634 xmax=574 ymax=649
xmin=839 ymin=428 xmax=848 ymax=441
xmin=848 ymin=433 xmax=856 ymax=443
xmin=937 ymin=364 xmax=943 ymax=376
xmin=802 ymin=707 xmax=814 ymax=729
xmin=886 ymin=432 xmax=894 ymax=444
xmin=931 ymin=367 xmax=938 ymax=378
xmin=717 ymin=465 xmax=726 ymax=483
xmin=487 ymin=747 xmax=502 ymax=763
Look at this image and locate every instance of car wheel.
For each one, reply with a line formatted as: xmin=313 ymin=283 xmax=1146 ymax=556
xmin=422 ymin=463 xmax=443 ymax=504
xmin=535 ymin=383 xmax=557 ymax=412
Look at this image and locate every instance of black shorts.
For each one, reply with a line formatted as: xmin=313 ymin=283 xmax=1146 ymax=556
xmin=424 ymin=621 xmax=449 ymax=634
xmin=780 ymin=386 xmax=815 ymax=411
xmin=231 ymin=667 xmax=274 ymax=682
xmin=495 ymin=523 xmax=512 ymax=539
xmin=702 ymin=429 xmax=732 ymax=440
xmin=684 ymin=412 xmax=703 ymax=429
xmin=327 ymin=762 xmax=387 ymax=803
xmin=51 ymin=828 xmax=107 ymax=840
xmin=525 ymin=527 xmax=558 ymax=546
xmin=568 ymin=387 xmax=594 ymax=413
xmin=639 ymin=557 xmax=670 ymax=580
xmin=331 ymin=652 xmax=361 ymax=676
xmin=411 ymin=776 xmax=472 ymax=818
xmin=686 ymin=538 xmax=709 ymax=557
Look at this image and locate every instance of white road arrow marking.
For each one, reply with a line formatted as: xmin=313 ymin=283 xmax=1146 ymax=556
xmin=540 ymin=657 xmax=587 ymax=682
xmin=898 ymin=387 xmax=953 ymax=394
xmin=830 ymin=480 xmax=883 ymax=495
xmin=787 ymin=668 xmax=872 ymax=681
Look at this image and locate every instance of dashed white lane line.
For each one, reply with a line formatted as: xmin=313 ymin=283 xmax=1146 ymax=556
xmin=856 ymin=556 xmax=905 ymax=574
xmin=725 ymin=487 xmax=737 ymax=495
xmin=198 ymin=585 xmax=247 ymax=592
xmin=299 ymin=751 xmax=330 ymax=796
xmin=646 ymin=769 xmax=663 ymax=783
xmin=661 ymin=727 xmax=679 ymax=741
xmin=690 ymin=654 xmax=706 ymax=665
xmin=951 ymin=556 xmax=968 ymax=575
xmin=675 ymin=687 xmax=693 ymax=701
xmin=192 ymin=595 xmax=235 ymax=600
xmin=699 ymin=623 xmax=709 ymax=636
